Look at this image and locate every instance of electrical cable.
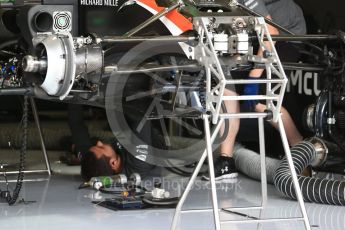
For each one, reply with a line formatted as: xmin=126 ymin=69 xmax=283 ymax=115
xmin=0 ymin=93 xmax=28 ymax=205
xmin=98 ymin=185 xmax=147 ymax=196
xmin=98 ymin=185 xmax=127 ymax=195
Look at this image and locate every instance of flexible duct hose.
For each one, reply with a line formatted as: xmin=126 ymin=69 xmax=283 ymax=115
xmin=274 ymin=141 xmax=345 ymax=205
xmin=233 ymin=145 xmax=280 ymax=184
xmin=234 ymin=141 xmax=345 ymax=206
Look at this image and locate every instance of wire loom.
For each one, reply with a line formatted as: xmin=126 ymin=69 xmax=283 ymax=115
xmin=0 ymin=93 xmax=28 ymax=205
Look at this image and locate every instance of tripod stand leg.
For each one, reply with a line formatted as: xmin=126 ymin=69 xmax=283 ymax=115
xmin=171 ymin=118 xmax=224 ymax=230
xmin=257 ymin=117 xmax=267 ymax=230
xmin=203 ymin=115 xmax=221 ymax=230
xmin=30 ymin=97 xmax=51 ymax=176
xmin=171 ymin=150 xmax=207 ymax=230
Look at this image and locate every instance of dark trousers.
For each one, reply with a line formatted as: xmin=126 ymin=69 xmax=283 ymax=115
xmin=68 ymin=104 xmax=92 ymax=154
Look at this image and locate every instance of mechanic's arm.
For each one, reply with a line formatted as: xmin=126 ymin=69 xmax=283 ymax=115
xmin=248 ymin=15 xmax=279 ymax=78
xmin=243 ymin=15 xmax=280 ymax=109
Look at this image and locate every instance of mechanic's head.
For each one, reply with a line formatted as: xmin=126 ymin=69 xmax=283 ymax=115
xmin=81 ymin=141 xmax=122 ymax=181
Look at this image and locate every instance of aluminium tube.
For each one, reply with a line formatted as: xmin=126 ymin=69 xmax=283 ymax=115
xmin=0 ymin=87 xmax=33 ymax=96
xmin=124 ymin=2 xmax=181 ymax=37
xmin=101 ymin=35 xmax=196 ymax=44
xmin=104 ymin=64 xmax=200 ymax=74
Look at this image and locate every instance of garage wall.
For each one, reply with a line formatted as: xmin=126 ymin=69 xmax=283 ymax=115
xmin=295 ymin=0 xmax=345 ymax=33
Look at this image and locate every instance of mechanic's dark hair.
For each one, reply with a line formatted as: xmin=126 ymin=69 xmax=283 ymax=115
xmin=81 ymin=151 xmax=114 ymax=181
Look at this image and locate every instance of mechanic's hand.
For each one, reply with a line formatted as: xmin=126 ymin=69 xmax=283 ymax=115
xmin=243 ymin=77 xmax=259 ymax=111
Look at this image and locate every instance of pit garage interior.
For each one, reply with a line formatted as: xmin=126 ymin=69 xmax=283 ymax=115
xmin=0 ymin=0 xmax=345 ymax=230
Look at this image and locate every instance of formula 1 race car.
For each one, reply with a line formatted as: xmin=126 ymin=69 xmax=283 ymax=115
xmin=0 ymin=0 xmax=345 ymax=207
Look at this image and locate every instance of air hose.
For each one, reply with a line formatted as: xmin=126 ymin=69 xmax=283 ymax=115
xmin=233 ymin=144 xmax=280 ymax=184
xmin=274 ymin=141 xmax=345 ymax=205
xmin=234 ymin=141 xmax=345 ymax=206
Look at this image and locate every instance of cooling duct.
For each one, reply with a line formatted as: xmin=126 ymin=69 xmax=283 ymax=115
xmin=234 ymin=140 xmax=345 ymax=206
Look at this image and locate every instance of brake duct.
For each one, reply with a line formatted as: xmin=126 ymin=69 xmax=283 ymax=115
xmin=22 ymin=33 xmax=103 ymax=100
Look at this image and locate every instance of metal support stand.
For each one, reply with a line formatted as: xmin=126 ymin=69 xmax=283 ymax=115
xmin=30 ymin=97 xmax=51 ymax=176
xmin=204 ymin=115 xmax=221 ymax=230
xmin=170 ymin=15 xmax=311 ymax=230
xmin=258 ymin=117 xmax=267 ymax=230
xmin=171 ymin=113 xmax=311 ymax=230
xmin=171 ymin=117 xmax=224 ymax=230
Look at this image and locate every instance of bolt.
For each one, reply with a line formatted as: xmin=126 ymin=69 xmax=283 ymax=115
xmin=263 ymin=50 xmax=272 ymax=58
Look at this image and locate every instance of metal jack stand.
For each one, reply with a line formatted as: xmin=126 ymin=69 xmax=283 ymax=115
xmin=171 ymin=113 xmax=311 ymax=230
xmin=2 ymin=97 xmax=51 ymax=176
xmin=171 ymin=16 xmax=310 ymax=230
xmin=30 ymin=97 xmax=51 ymax=175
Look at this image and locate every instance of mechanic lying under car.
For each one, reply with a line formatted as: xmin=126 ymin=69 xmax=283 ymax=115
xmin=64 ymin=102 xmax=304 ymax=182
xmin=64 ymin=104 xmax=156 ymax=181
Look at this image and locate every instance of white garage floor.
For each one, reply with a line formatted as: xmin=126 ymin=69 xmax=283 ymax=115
xmin=1 ymin=156 xmax=345 ymax=230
